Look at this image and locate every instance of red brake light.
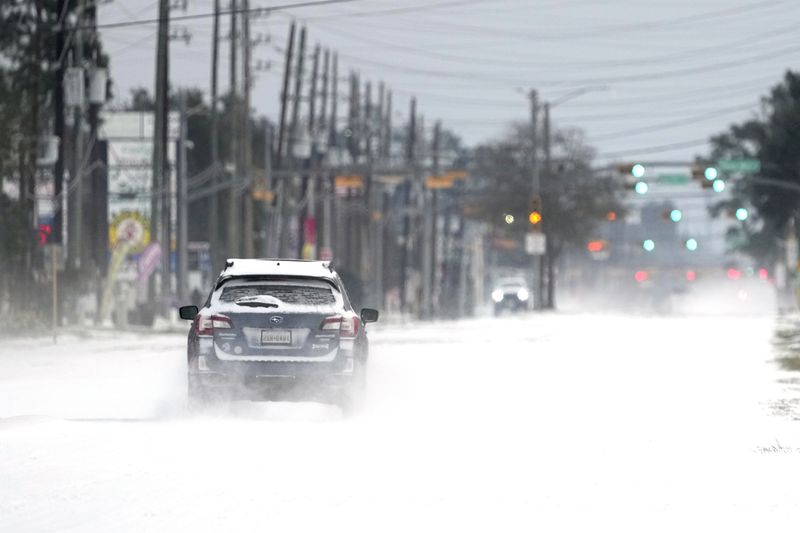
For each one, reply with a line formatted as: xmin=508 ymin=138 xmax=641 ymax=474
xmin=211 ymin=315 xmax=232 ymax=329
xmin=194 ymin=313 xmax=231 ymax=336
xmin=686 ymin=270 xmax=696 ymax=282
xmin=320 ymin=315 xmax=359 ymax=337
xmin=340 ymin=316 xmax=360 ymax=338
xmin=194 ymin=313 xmax=213 ymax=336
xmin=634 ymin=270 xmax=648 ymax=282
xmin=727 ymin=268 xmax=741 ymax=281
xmin=321 ymin=316 xmax=342 ymax=331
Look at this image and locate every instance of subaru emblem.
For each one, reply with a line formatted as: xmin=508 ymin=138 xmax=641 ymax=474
xmin=270 ymin=316 xmax=283 ymax=325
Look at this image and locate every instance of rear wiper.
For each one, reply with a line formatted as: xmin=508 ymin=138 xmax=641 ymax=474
xmin=234 ymin=295 xmax=281 ymax=308
xmin=237 ymin=301 xmax=279 ymax=308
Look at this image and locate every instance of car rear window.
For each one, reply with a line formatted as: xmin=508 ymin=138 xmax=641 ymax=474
xmin=220 ymin=284 xmax=336 ymax=306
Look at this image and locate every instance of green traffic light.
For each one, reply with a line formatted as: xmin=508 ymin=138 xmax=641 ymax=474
xmin=634 ymin=181 xmax=648 ymax=195
xmin=670 ymin=209 xmax=682 ymax=222
xmin=685 ymin=238 xmax=698 ymax=251
xmin=712 ymin=179 xmax=726 ymax=192
xmin=632 ymin=164 xmax=645 ymax=178
xmin=704 ymin=167 xmax=718 ymax=181
xmin=735 ymin=208 xmax=749 ymax=221
xmin=643 ymin=239 xmax=655 ymax=252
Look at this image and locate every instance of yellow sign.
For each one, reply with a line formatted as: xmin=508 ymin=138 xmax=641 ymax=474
xmin=334 ymin=174 xmax=364 ymax=189
xmin=109 ymin=210 xmax=150 ymax=254
xmin=444 ymin=170 xmax=468 ymax=180
xmin=425 ymin=175 xmax=455 ymax=189
xmin=252 ymin=189 xmax=275 ymax=202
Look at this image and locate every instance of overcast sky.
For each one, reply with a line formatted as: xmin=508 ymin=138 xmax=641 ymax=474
xmin=98 ymin=0 xmax=800 ymax=164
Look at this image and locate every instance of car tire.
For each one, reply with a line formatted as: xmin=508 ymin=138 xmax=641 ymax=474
xmin=337 ymin=361 xmax=367 ymax=416
xmin=187 ymin=375 xmax=212 ymax=412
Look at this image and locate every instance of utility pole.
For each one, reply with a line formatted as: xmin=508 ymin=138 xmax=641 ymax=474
xmin=261 ymin=119 xmax=273 ymax=256
xmin=241 ymin=0 xmax=254 ymax=257
xmin=323 ymin=53 xmax=338 ymax=261
xmin=68 ymin=0 xmax=85 ymax=273
xmin=177 ymin=92 xmax=189 ymax=302
xmin=273 ymin=21 xmax=295 ymax=257
xmin=284 ymin=24 xmax=306 ymax=258
xmin=543 ymin=101 xmax=553 ymax=309
xmin=529 ymin=89 xmax=543 ymax=311
xmin=226 ymin=0 xmax=240 ymax=259
xmin=400 ymin=97 xmax=416 ymax=316
xmin=53 ymin=0 xmax=67 ymax=247
xmin=300 ymin=43 xmax=320 ymax=259
xmin=385 ymin=90 xmax=392 ymax=161
xmin=149 ymin=0 xmax=170 ymax=313
xmin=159 ymin=0 xmax=171 ymax=309
xmin=209 ymin=0 xmax=220 ymax=268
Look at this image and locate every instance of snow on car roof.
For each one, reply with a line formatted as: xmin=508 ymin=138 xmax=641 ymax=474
xmin=219 ymin=258 xmax=337 ymax=281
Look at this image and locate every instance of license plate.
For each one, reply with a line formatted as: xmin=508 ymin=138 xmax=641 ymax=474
xmin=261 ymin=330 xmax=292 ymax=345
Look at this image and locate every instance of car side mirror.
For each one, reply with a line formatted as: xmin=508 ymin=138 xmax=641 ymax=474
xmin=179 ymin=305 xmax=199 ymax=321
xmin=360 ymin=308 xmax=379 ymax=323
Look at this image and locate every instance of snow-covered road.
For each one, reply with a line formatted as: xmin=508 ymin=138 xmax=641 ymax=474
xmin=2 ymin=313 xmax=800 ymax=532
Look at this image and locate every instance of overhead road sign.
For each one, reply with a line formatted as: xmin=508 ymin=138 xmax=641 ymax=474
xmin=718 ymin=159 xmax=760 ymax=174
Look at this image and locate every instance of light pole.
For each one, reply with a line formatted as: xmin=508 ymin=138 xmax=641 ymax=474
xmin=523 ymin=85 xmax=609 ymax=309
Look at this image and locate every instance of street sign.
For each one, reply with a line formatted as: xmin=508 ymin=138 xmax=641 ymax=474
xmin=443 ymin=170 xmax=468 ymax=180
xmin=334 ymin=174 xmax=364 ymax=189
xmin=425 ymin=175 xmax=455 ymax=189
xmin=251 ymin=189 xmax=275 ymax=202
xmin=655 ymin=174 xmax=690 ymax=185
xmin=718 ymin=159 xmax=760 ymax=174
xmin=525 ymin=233 xmax=547 ymax=255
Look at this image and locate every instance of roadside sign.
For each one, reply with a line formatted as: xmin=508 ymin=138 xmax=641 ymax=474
xmin=375 ymin=175 xmax=405 ymax=185
xmin=443 ymin=170 xmax=468 ymax=180
xmin=525 ymin=232 xmax=547 ymax=255
xmin=44 ymin=244 xmax=65 ymax=272
xmin=718 ymin=159 xmax=760 ymax=174
xmin=655 ymin=174 xmax=690 ymax=185
xmin=425 ymin=175 xmax=455 ymax=189
xmin=334 ymin=174 xmax=364 ymax=189
xmin=252 ymin=189 xmax=275 ymax=202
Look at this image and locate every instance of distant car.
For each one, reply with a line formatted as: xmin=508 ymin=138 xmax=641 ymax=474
xmin=491 ymin=278 xmax=531 ymax=315
xmin=178 ymin=259 xmax=378 ymax=414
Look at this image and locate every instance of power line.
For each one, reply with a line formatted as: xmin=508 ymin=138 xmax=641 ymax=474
xmin=309 ymin=18 xmax=799 ymax=71
xmin=87 ymin=0 xmax=367 ymax=32
xmin=596 ymin=139 xmax=711 ymax=159
xmin=586 ymin=102 xmax=758 ymax=142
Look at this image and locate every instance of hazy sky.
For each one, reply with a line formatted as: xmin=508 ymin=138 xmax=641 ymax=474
xmin=98 ymin=0 xmax=800 ymax=164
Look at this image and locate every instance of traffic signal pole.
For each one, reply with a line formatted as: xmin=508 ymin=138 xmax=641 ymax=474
xmin=529 ymin=89 xmax=543 ymax=310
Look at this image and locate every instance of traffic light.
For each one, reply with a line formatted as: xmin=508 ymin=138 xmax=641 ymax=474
xmin=692 ymin=164 xmax=717 ymax=189
xmin=642 ymin=239 xmax=655 ymax=252
xmin=37 ymin=223 xmax=52 ymax=247
xmin=586 ymin=240 xmax=607 ymax=252
xmin=685 ymin=238 xmax=698 ymax=251
xmin=616 ymin=163 xmax=645 ymax=177
xmin=634 ymin=181 xmax=648 ymax=195
xmin=712 ymin=179 xmax=726 ymax=192
xmin=663 ymin=209 xmax=682 ymax=222
xmin=606 ymin=211 xmax=618 ymax=221
xmin=735 ymin=208 xmax=749 ymax=221
xmin=528 ymin=196 xmax=543 ymax=226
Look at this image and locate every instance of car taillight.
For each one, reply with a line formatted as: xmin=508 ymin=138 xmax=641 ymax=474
xmin=211 ymin=315 xmax=233 ymax=329
xmin=194 ymin=314 xmax=231 ymax=336
xmin=321 ymin=315 xmax=342 ymax=331
xmin=194 ymin=314 xmax=213 ymax=336
xmin=320 ymin=315 xmax=360 ymax=337
xmin=340 ymin=316 xmax=360 ymax=338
